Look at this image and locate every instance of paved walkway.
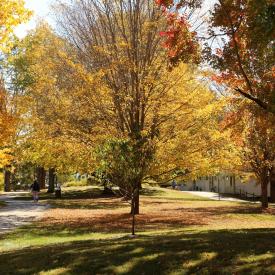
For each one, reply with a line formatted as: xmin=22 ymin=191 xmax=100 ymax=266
xmin=182 ymin=191 xmax=259 ymax=203
xmin=0 ymin=192 xmax=49 ymax=233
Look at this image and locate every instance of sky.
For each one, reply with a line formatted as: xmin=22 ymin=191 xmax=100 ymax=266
xmin=14 ymin=0 xmax=55 ymax=38
xmin=14 ymin=0 xmax=217 ymax=38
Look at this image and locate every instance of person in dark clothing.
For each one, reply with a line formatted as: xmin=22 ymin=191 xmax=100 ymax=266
xmin=30 ymin=180 xmax=40 ymax=202
xmin=172 ymin=180 xmax=177 ymax=189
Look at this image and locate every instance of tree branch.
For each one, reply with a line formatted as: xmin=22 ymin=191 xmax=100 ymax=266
xmin=235 ymin=88 xmax=268 ymax=111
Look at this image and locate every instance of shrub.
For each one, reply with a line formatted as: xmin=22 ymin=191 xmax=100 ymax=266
xmin=62 ymin=179 xmax=89 ymax=187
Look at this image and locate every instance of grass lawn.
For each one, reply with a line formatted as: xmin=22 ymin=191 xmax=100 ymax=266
xmin=0 ymin=186 xmax=274 ymax=274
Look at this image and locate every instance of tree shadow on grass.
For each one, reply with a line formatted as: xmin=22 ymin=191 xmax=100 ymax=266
xmin=13 ymin=187 xmax=118 ymax=201
xmin=48 ymin=198 xmax=128 ymax=210
xmin=140 ymin=188 xmax=166 ymax=197
xmin=38 ymin=210 xmax=209 ymax=233
xmin=35 ymin=201 xmax=274 ymax=234
xmin=0 ymin=228 xmax=274 ymax=275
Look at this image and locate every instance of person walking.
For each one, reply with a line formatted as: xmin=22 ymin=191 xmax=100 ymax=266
xmin=172 ymin=180 xmax=177 ymax=189
xmin=55 ymin=182 xmax=62 ymax=198
xmin=30 ymin=180 xmax=40 ymax=202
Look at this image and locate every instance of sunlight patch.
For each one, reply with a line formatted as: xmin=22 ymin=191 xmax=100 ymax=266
xmin=238 ymin=253 xmax=275 ymax=263
xmin=113 ymin=254 xmax=161 ymax=274
xmin=39 ymin=267 xmax=70 ymax=275
xmin=131 ymin=247 xmax=145 ymax=254
xmin=182 ymin=252 xmax=217 ymax=268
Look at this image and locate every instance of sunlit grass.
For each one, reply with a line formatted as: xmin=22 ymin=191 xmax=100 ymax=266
xmin=0 ymin=227 xmax=124 ymax=253
xmin=142 ymin=185 xmax=211 ymax=201
xmin=38 ymin=268 xmax=71 ymax=275
xmin=0 ymin=185 xmax=274 ymax=274
xmin=1 ymin=227 xmax=274 ymax=274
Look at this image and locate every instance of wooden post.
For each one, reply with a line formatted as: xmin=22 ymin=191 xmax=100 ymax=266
xmin=131 ymin=191 xmax=135 ymax=236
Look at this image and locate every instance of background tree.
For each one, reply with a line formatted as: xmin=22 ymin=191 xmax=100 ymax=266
xmin=5 ymin=24 xmax=97 ymax=191
xmin=0 ymin=78 xmax=17 ymax=191
xmin=0 ymin=79 xmax=15 ymax=168
xmin=157 ymin=0 xmax=275 ymax=205
xmin=243 ymin=117 xmax=275 ymax=208
xmin=205 ymin=0 xmax=275 ymax=114
xmin=221 ymin=97 xmax=275 ymax=208
xmin=157 ymin=0 xmax=275 ymax=113
xmin=153 ymin=85 xmax=241 ymax=183
xmin=0 ymin=0 xmax=31 ymax=190
xmin=205 ymin=0 xmax=275 ymax=204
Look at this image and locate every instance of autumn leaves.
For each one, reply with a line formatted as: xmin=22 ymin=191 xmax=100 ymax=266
xmin=0 ymin=1 xmax=274 ymax=210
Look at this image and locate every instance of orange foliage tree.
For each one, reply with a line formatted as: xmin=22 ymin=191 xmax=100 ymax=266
xmin=156 ymin=0 xmax=275 ymax=113
xmin=0 ymin=0 xmax=31 ymax=190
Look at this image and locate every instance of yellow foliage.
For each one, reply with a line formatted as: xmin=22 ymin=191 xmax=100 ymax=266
xmin=150 ymin=64 xmax=241 ymax=180
xmin=0 ymin=82 xmax=16 ymax=168
xmin=11 ymin=22 xmax=241 ymax=180
xmin=0 ymin=0 xmax=32 ymax=51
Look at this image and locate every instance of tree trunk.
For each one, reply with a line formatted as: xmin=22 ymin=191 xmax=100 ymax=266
xmin=48 ymin=168 xmax=55 ymax=193
xmin=4 ymin=169 xmax=11 ymax=192
xmin=270 ymin=167 xmax=275 ymax=203
xmin=131 ymin=187 xmax=140 ymax=215
xmin=36 ymin=167 xmax=46 ymax=189
xmin=261 ymin=180 xmax=268 ymax=209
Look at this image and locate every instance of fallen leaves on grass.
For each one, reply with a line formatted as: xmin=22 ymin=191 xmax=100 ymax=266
xmin=39 ymin=195 xmax=275 ymax=232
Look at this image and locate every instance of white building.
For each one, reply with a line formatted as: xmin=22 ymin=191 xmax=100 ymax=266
xmin=177 ymin=174 xmax=270 ymax=198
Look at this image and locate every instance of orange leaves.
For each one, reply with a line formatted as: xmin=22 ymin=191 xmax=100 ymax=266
xmin=0 ymin=87 xmax=16 ymax=168
xmin=0 ymin=84 xmax=16 ymax=142
xmin=211 ymin=72 xmax=233 ymax=85
xmin=159 ymin=14 xmax=200 ymax=65
xmin=159 ymin=30 xmax=175 ymax=38
xmin=210 ymin=74 xmax=222 ymax=84
xmin=208 ymin=0 xmax=275 ymax=114
xmin=156 ymin=0 xmax=201 ymax=65
xmin=155 ymin=0 xmax=174 ymax=8
xmin=215 ymin=48 xmax=223 ymax=57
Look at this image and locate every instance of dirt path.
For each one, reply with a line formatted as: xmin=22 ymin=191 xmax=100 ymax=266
xmin=0 ymin=192 xmax=49 ymax=233
xmin=182 ymin=191 xmax=259 ymax=203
